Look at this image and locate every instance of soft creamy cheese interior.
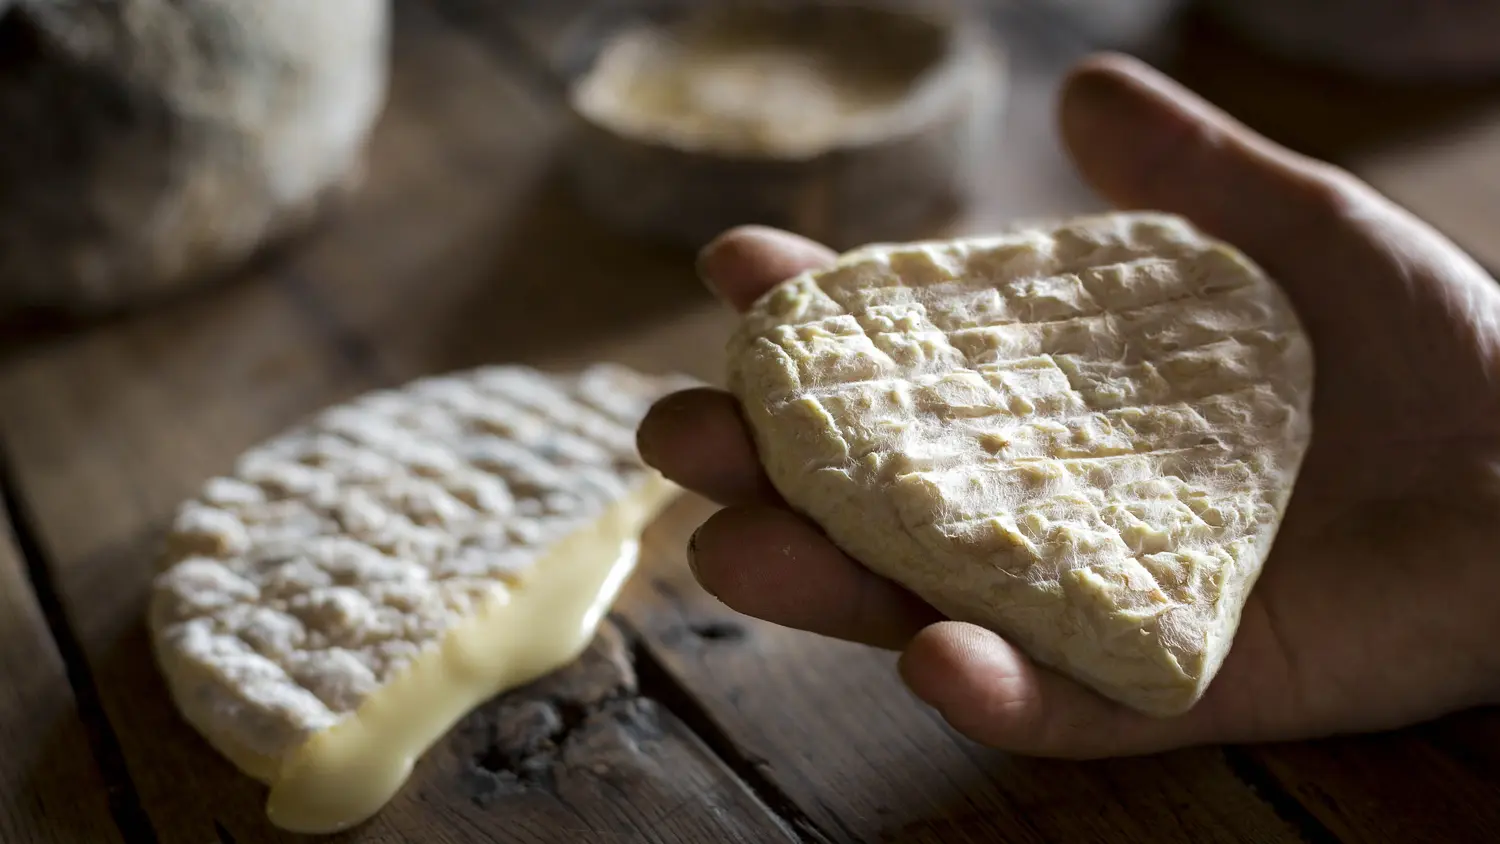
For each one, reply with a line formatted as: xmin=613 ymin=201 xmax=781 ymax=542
xmin=266 ymin=478 xmax=674 ymax=833
xmin=147 ymin=364 xmax=690 ymax=832
xmin=571 ymin=11 xmax=947 ymax=157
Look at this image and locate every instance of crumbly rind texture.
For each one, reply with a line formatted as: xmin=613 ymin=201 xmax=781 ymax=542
xmin=149 ymin=363 xmax=690 ymax=776
xmin=728 ymin=212 xmax=1314 ymax=716
xmin=0 ymin=0 xmax=389 ymax=313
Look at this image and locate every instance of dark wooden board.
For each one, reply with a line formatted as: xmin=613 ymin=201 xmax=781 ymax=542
xmin=0 ymin=275 xmax=384 ymax=844
xmin=1250 ymin=731 xmax=1500 ymax=844
xmin=0 ymin=508 xmax=124 ymax=844
xmin=290 ymin=0 xmax=739 ymax=388
xmin=341 ymin=622 xmax=798 ymax=844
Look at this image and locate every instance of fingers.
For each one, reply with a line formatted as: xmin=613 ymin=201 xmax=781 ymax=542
xmin=898 ymin=622 xmax=1219 ymax=758
xmin=690 ymin=506 xmax=941 ymax=650
xmin=1056 ymin=52 xmax=1405 ymax=338
xmin=1059 ymin=53 xmax=1367 ymax=268
xmin=637 ymin=388 xmax=779 ymax=507
xmin=697 ymin=225 xmax=838 ymax=312
xmin=1058 ymin=53 xmax=1500 ymax=425
xmin=639 ymin=225 xmax=837 ymax=503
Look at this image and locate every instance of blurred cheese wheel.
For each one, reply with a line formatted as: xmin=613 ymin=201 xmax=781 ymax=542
xmin=0 ymin=0 xmax=390 ymax=314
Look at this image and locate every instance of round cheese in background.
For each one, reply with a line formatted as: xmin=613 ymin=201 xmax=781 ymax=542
xmin=728 ymin=212 xmax=1314 ymax=717
xmin=571 ymin=10 xmax=951 ymax=159
xmin=562 ymin=2 xmax=1008 ymax=251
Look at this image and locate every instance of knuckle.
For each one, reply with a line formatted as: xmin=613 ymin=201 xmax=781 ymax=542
xmin=1291 ymin=161 xmax=1371 ymax=223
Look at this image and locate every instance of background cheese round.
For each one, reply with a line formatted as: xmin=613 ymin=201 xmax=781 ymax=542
xmin=0 ymin=0 xmax=389 ymax=314
xmin=728 ymin=212 xmax=1314 ymax=717
xmin=562 ymin=2 xmax=1006 ymax=252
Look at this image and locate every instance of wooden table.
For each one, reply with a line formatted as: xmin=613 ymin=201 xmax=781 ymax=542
xmin=4 ymin=3 xmax=1500 ymax=842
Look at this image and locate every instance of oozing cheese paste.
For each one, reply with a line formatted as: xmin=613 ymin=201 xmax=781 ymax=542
xmin=258 ymin=480 xmax=674 ymax=833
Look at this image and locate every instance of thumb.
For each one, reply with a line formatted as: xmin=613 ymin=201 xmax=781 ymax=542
xmin=897 ymin=622 xmax=1216 ymax=758
xmin=1058 ymin=53 xmax=1500 ymax=428
xmin=1058 ymin=54 xmax=1387 ymax=334
xmin=1058 ymin=54 xmax=1361 ymax=251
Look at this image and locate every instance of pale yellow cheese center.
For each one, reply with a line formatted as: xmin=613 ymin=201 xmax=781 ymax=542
xmin=237 ymin=478 xmax=676 ymax=834
xmin=571 ymin=21 xmax=929 ymax=156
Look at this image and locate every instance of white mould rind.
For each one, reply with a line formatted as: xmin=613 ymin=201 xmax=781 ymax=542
xmin=728 ymin=212 xmax=1314 ymax=716
xmin=149 ymin=363 xmax=690 ymax=770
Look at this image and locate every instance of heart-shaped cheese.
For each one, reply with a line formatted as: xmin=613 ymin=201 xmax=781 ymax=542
xmin=727 ymin=212 xmax=1314 ymax=716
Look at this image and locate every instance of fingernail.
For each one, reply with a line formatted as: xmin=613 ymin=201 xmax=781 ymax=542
xmin=686 ymin=523 xmax=712 ymax=594
xmin=634 ymin=415 xmax=660 ymax=469
xmin=1062 ymin=68 xmax=1144 ymax=156
xmin=635 ymin=393 xmax=683 ymax=468
xmin=634 ymin=392 xmax=688 ymax=472
xmin=695 ymin=234 xmax=726 ymax=285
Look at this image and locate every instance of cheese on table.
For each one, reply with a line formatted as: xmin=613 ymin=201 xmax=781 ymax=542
xmin=149 ymin=364 xmax=689 ymax=832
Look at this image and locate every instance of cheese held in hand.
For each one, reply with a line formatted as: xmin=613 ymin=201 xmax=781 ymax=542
xmin=727 ymin=212 xmax=1314 ymax=717
xmin=149 ymin=364 xmax=687 ymax=833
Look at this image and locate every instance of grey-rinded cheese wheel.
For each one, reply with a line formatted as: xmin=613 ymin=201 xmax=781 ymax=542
xmin=0 ymin=0 xmax=390 ymax=313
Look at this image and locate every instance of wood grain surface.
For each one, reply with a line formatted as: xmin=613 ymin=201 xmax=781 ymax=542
xmin=1 ymin=1 xmax=1498 ymax=842
xmin=0 ymin=506 xmax=123 ymax=844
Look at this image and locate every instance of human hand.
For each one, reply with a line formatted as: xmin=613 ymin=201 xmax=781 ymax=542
xmin=636 ymin=53 xmax=1500 ymax=758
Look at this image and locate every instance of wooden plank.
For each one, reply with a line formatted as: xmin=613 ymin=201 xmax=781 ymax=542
xmin=0 ymin=276 xmax=375 ymax=844
xmin=1248 ymin=731 xmax=1500 ymax=844
xmin=0 ymin=310 xmax=799 ymax=842
xmin=0 ymin=505 xmax=124 ymax=843
xmin=347 ymin=621 xmax=799 ymax=844
xmin=298 ymin=0 xmax=1105 ymax=393
xmin=294 ymin=0 xmax=739 ymax=387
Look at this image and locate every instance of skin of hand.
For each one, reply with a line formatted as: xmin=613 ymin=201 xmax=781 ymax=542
xmin=635 ymin=52 xmax=1500 ymax=758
